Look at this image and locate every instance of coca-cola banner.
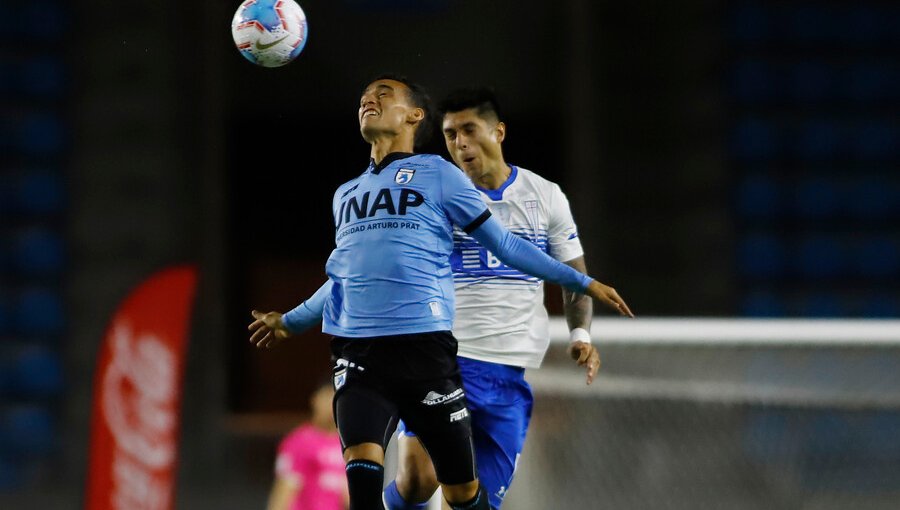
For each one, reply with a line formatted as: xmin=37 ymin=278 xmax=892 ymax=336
xmin=86 ymin=266 xmax=198 ymax=510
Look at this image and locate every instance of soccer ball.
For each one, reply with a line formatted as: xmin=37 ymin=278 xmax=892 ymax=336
xmin=231 ymin=0 xmax=308 ymax=68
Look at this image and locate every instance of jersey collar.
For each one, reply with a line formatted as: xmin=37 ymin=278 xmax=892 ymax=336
xmin=476 ymin=164 xmax=518 ymax=201
xmin=371 ymin=152 xmax=415 ymax=175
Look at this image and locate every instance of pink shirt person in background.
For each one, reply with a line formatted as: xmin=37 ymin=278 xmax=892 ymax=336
xmin=267 ymin=383 xmax=348 ymax=510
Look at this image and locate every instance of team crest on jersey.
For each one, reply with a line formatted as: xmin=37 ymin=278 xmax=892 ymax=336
xmin=395 ymin=168 xmax=415 ymax=184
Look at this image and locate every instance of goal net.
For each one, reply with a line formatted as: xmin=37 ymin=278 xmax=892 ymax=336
xmin=501 ymin=318 xmax=900 ymax=510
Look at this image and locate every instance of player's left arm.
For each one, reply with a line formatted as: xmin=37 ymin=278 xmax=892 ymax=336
xmin=562 ymin=256 xmax=600 ymax=384
xmin=546 ymin=183 xmax=600 ymax=383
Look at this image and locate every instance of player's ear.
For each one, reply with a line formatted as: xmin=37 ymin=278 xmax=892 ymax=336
xmin=408 ymin=107 xmax=425 ymax=125
xmin=494 ymin=121 xmax=506 ymax=143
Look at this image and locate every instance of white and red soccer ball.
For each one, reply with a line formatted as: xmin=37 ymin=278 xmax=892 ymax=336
xmin=231 ymin=0 xmax=308 ymax=68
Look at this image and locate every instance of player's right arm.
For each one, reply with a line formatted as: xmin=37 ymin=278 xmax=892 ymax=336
xmin=468 ymin=217 xmax=632 ymax=315
xmin=439 ymin=162 xmax=633 ymax=316
xmin=248 ymin=280 xmax=331 ymax=348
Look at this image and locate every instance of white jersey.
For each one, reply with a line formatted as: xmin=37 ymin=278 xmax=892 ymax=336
xmin=450 ymin=165 xmax=584 ymax=368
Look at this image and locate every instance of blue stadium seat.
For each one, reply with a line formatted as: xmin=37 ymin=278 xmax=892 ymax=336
xmin=0 ymin=294 xmax=10 ymax=335
xmin=736 ymin=174 xmax=781 ymax=220
xmin=855 ymin=236 xmax=900 ymax=279
xmin=21 ymin=57 xmax=65 ymax=100
xmin=16 ymin=171 xmax=65 ymax=214
xmin=738 ymin=233 xmax=786 ymax=279
xmin=785 ymin=5 xmax=837 ymax=45
xmin=796 ymin=235 xmax=846 ymax=279
xmin=0 ymin=349 xmax=11 ymax=396
xmin=18 ymin=113 xmax=65 ymax=156
xmin=791 ymin=62 xmax=835 ymax=104
xmin=740 ymin=290 xmax=786 ymax=317
xmin=16 ymin=1 xmax=66 ymax=40
xmin=797 ymin=120 xmax=843 ymax=161
xmin=794 ymin=178 xmax=840 ymax=219
xmin=0 ymin=176 xmax=14 ymax=216
xmin=0 ymin=116 xmax=15 ymax=154
xmin=860 ymin=294 xmax=900 ymax=318
xmin=15 ymin=287 xmax=64 ymax=336
xmin=0 ymin=58 xmax=14 ymax=95
xmin=732 ymin=117 xmax=779 ymax=161
xmin=731 ymin=59 xmax=777 ymax=104
xmin=854 ymin=121 xmax=898 ymax=161
xmin=0 ymin=456 xmax=23 ymax=491
xmin=0 ymin=230 xmax=11 ymax=276
xmin=843 ymin=6 xmax=887 ymax=47
xmin=848 ymin=176 xmax=898 ymax=220
xmin=847 ymin=63 xmax=893 ymax=104
xmin=0 ymin=406 xmax=56 ymax=456
xmin=729 ymin=3 xmax=772 ymax=45
xmin=11 ymin=345 xmax=63 ymax=399
xmin=799 ymin=292 xmax=844 ymax=317
xmin=13 ymin=227 xmax=64 ymax=277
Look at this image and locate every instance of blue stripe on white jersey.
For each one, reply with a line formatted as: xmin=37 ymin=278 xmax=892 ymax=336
xmin=451 ymin=227 xmax=548 ymax=283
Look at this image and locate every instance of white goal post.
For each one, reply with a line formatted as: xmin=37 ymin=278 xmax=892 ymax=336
xmin=548 ymin=317 xmax=900 ymax=347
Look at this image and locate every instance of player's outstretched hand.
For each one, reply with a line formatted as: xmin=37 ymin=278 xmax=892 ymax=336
xmin=248 ymin=310 xmax=291 ymax=349
xmin=569 ymin=341 xmax=601 ymax=385
xmin=586 ymin=280 xmax=634 ymax=318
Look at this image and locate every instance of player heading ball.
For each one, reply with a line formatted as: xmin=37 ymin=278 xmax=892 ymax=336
xmin=248 ymin=75 xmax=633 ymax=510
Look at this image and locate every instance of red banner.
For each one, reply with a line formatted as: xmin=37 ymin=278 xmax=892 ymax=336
xmin=86 ymin=266 xmax=198 ymax=510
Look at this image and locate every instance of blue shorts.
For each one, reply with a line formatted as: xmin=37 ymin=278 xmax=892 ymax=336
xmin=398 ymin=356 xmax=533 ymax=509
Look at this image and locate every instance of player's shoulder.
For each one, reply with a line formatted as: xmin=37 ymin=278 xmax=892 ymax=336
xmin=511 ymin=165 xmax=565 ymax=196
xmin=403 ymin=153 xmax=457 ymax=173
xmin=400 ymin=154 xmax=466 ymax=190
xmin=409 ymin=152 xmax=452 ymax=165
xmin=334 ymin=173 xmax=364 ymax=198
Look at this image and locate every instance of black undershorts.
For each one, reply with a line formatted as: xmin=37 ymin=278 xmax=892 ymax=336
xmin=330 ymin=331 xmax=477 ymax=485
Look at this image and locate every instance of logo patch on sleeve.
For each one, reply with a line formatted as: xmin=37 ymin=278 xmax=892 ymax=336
xmin=395 ymin=168 xmax=415 ymax=184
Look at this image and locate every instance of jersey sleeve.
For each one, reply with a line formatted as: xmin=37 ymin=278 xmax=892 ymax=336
xmin=546 ymin=183 xmax=585 ymax=263
xmin=282 ymin=280 xmax=331 ymax=333
xmin=438 ymin=161 xmax=491 ymax=232
xmin=469 ymin=215 xmax=592 ymax=292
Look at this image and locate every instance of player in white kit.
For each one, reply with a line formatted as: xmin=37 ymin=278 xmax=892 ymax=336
xmin=382 ymin=88 xmax=624 ymax=510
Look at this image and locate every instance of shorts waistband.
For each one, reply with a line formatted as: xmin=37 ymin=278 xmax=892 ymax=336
xmin=458 ymin=356 xmax=525 ymax=380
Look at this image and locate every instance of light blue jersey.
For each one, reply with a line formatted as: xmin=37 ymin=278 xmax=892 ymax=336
xmin=322 ymin=153 xmax=489 ymax=337
xmin=282 ymin=153 xmax=592 ymax=339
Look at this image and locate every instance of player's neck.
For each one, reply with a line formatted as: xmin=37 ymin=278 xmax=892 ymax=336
xmin=369 ymin=133 xmax=415 ymax=164
xmin=474 ymin=159 xmax=511 ymax=190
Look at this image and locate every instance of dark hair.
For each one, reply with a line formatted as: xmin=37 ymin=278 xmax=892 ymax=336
xmin=370 ymin=74 xmax=433 ymax=149
xmin=438 ymin=87 xmax=503 ymax=122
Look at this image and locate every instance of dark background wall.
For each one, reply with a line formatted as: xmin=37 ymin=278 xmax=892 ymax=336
xmin=0 ymin=0 xmax=897 ymax=506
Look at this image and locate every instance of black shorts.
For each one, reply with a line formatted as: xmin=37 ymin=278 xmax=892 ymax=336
xmin=330 ymin=331 xmax=477 ymax=485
